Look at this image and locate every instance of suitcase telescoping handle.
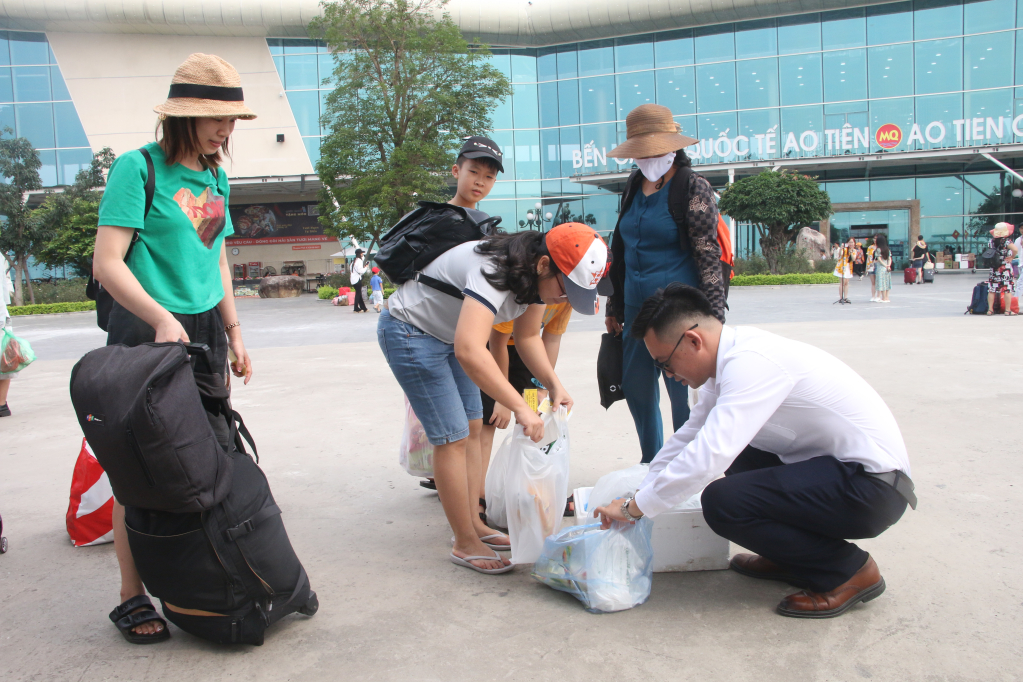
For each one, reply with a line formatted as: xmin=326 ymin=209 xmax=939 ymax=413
xmin=184 ymin=343 xmax=215 ymax=375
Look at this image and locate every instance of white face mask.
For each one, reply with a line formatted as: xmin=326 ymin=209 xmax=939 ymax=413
xmin=634 ymin=151 xmax=676 ymax=183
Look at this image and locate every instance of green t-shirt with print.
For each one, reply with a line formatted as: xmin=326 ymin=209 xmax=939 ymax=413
xmin=98 ymin=142 xmax=234 ymax=314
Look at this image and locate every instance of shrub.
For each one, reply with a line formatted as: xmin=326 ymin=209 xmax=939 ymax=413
xmin=317 ymin=285 xmax=337 ymax=300
xmin=324 ymin=273 xmax=347 ymax=289
xmin=731 ymin=273 xmax=840 ymax=286
xmin=28 ymin=277 xmax=90 ymax=304
xmin=383 ymin=286 xmax=396 ymax=298
xmin=734 ymin=246 xmax=821 ymax=276
xmin=8 ymin=301 xmax=97 ymax=315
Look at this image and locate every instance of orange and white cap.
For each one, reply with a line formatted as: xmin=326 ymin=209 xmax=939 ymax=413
xmin=546 ymin=222 xmax=612 ymax=315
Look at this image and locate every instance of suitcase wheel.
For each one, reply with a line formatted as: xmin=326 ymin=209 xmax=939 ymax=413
xmin=1 ymin=537 xmax=8 ymax=554
xmin=298 ymin=591 xmax=318 ymax=617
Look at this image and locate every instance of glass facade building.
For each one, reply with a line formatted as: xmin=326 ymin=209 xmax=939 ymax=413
xmin=272 ymin=0 xmax=1023 ymax=258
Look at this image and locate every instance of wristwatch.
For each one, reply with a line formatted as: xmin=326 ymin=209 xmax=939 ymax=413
xmin=620 ymin=494 xmax=644 ymax=521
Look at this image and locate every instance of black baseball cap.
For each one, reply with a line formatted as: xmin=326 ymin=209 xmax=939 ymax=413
xmin=458 ymin=136 xmax=504 ymax=173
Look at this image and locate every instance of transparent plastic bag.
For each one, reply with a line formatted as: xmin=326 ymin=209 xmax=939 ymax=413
xmin=398 ymin=396 xmax=433 ymax=477
xmin=0 ymin=326 xmax=34 ymax=376
xmin=484 ymin=434 xmax=513 ymax=529
xmin=506 ymin=406 xmax=571 ymax=564
xmin=588 ymin=464 xmax=649 ymax=513
xmin=532 ymin=517 xmax=654 ymax=613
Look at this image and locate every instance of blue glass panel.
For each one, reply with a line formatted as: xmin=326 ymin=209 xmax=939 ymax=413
xmin=486 ymin=180 xmax=515 ymax=198
xmin=779 ymin=53 xmax=822 ymax=106
xmin=737 ymin=108 xmax=780 ymax=159
xmin=284 ymin=54 xmax=318 ymax=89
xmin=488 ymin=53 xmax=512 ymax=81
xmin=511 ymin=52 xmax=537 ymax=83
xmin=868 ymin=43 xmax=914 ymax=98
xmin=16 ymin=102 xmax=53 ymax=148
xmin=963 ymin=172 xmax=1001 ymax=216
xmin=0 ymin=103 xmax=13 ymax=134
xmin=780 ymin=105 xmax=825 ymax=157
xmin=50 ymin=66 xmax=70 ymax=100
xmin=777 ymin=15 xmax=821 ymax=55
xmin=557 ymin=79 xmax=580 ymax=126
xmin=286 ymin=90 xmax=320 ymax=137
xmin=582 ymin=193 xmax=620 ymax=238
xmin=693 ymin=112 xmax=737 ymax=162
xmin=916 ymin=93 xmax=963 ymax=148
xmin=916 ymin=39 xmax=963 ymax=94
xmin=736 ymin=58 xmax=779 ymax=109
xmin=537 ymin=48 xmax=557 ymax=82
xmin=57 ymin=147 xmax=93 ymax=186
xmin=0 ymin=68 xmax=10 ymax=103
xmin=13 ymin=66 xmax=49 ymax=102
xmin=317 ymin=40 xmax=330 ymax=53
xmin=824 ymin=101 xmax=869 ymax=113
xmin=514 ymin=129 xmax=541 ymax=180
xmin=580 ymin=76 xmax=616 ymax=123
xmin=694 ymin=25 xmax=734 ymax=63
xmin=283 ymin=39 xmax=315 ymax=54
xmin=822 ymin=49 xmax=866 ymax=102
xmin=964 ymin=0 xmax=1015 ymax=33
xmin=267 ymin=38 xmax=283 ymax=55
xmin=8 ymin=32 xmax=48 ymax=65
xmin=319 ymin=90 xmax=329 ymax=135
xmin=615 ymin=36 xmax=654 ymax=71
xmin=272 ymin=56 xmax=284 ymax=84
xmin=868 ymin=97 xmax=914 ymax=151
xmin=655 ymin=67 xmax=696 ymax=114
xmin=616 ymin=71 xmax=657 ymax=119
xmin=37 ymin=149 xmax=56 ymax=186
xmin=964 ymin=88 xmax=1013 ymax=142
xmin=695 ymin=62 xmax=735 ymax=113
xmin=821 ymin=9 xmax=866 ymax=49
xmin=1018 ymin=31 xmax=1023 ymax=84
xmin=0 ymin=33 xmax=8 ymax=66
xmin=513 ymin=83 xmax=538 ymax=128
xmin=917 ymin=176 xmax=963 ymax=216
xmin=734 ymin=20 xmax=777 ymax=59
xmin=53 ymin=101 xmax=88 ymax=148
xmin=870 ymin=178 xmax=916 ymax=201
xmin=579 ymin=122 xmax=618 ymax=171
xmin=867 ymin=3 xmax=913 ymax=45
xmin=303 ymin=137 xmax=321 ymax=166
xmin=579 ymin=40 xmax=614 ymax=76
xmin=557 ymin=46 xmax=578 ymax=79
xmin=964 ymin=33 xmax=1013 ymax=90
xmin=826 ymin=180 xmax=871 ymax=203
xmin=914 ymin=0 xmax=963 ymax=40
xmin=559 ymin=126 xmax=580 ymax=178
xmin=492 ymin=94 xmax=513 ymax=129
xmin=538 ymin=81 xmax=559 ymax=127
xmin=675 ymin=115 xmax=698 ymax=145
xmin=318 ymin=54 xmax=336 ymax=88
xmin=490 ymin=130 xmax=514 ymax=180
xmin=655 ymin=30 xmax=694 ymax=67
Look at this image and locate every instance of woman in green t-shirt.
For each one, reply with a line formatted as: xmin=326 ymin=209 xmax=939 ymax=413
xmin=93 ymin=53 xmax=257 ymax=644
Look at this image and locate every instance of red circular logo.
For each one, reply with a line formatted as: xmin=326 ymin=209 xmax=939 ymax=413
xmin=875 ymin=124 xmax=902 ymax=149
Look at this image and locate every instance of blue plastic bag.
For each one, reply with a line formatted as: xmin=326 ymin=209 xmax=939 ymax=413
xmin=531 ymin=517 xmax=654 ymax=613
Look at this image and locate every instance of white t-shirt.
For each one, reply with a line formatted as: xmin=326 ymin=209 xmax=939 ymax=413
xmin=387 ymin=241 xmax=530 ymax=344
xmin=350 ymin=257 xmax=367 ymax=285
xmin=1 ymin=255 xmax=11 ymax=321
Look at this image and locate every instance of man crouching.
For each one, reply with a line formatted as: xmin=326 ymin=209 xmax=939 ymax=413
xmin=594 ymin=283 xmax=915 ymax=618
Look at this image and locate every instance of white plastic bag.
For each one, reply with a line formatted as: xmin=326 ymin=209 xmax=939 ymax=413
xmin=506 ymin=406 xmax=571 ymax=564
xmin=532 ymin=518 xmax=654 ymax=613
xmin=398 ymin=396 xmax=433 ymax=477
xmin=484 ymin=434 xmax=513 ymax=528
xmin=588 ymin=464 xmax=649 ymax=513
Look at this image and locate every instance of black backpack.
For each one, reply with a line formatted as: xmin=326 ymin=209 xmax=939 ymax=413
xmin=124 ymin=451 xmax=317 ymax=645
xmin=375 ymin=201 xmax=501 ymax=299
xmin=69 ymin=342 xmax=252 ymax=513
xmin=965 ymin=282 xmax=989 ymax=315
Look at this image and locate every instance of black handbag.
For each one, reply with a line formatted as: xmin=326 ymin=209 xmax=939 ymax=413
xmin=597 ymin=332 xmax=625 ymax=409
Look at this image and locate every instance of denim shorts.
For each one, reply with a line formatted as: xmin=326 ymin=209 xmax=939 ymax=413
xmin=377 ymin=308 xmax=482 ymax=446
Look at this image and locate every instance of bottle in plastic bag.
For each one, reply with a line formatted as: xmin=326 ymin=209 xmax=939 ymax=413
xmin=398 ymin=396 xmax=433 ymax=477
xmin=532 ymin=518 xmax=654 ymax=613
xmin=505 ymin=406 xmax=571 ymax=564
xmin=0 ymin=326 xmax=35 ymax=376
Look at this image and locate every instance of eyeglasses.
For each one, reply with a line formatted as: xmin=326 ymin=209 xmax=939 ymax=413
xmin=653 ymin=324 xmax=698 ymax=374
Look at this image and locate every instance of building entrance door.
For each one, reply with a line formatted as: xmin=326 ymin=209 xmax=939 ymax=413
xmin=830 ymin=209 xmax=910 ymax=264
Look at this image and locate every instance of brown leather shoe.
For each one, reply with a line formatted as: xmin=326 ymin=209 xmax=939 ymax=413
xmin=729 ymin=553 xmax=810 ymax=589
xmin=776 ymin=555 xmax=886 ymax=619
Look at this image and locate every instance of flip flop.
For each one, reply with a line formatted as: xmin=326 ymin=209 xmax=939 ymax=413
xmin=420 ymin=479 xmax=436 ymax=490
xmin=449 ymin=550 xmax=513 ymax=574
xmin=109 ymin=595 xmax=170 ymax=644
xmin=451 ymin=534 xmax=511 ymax=551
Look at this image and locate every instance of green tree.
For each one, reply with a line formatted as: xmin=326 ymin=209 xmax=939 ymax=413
xmin=718 ymin=170 xmax=833 ymax=274
xmin=34 ymin=147 xmax=116 ymax=276
xmin=0 ymin=130 xmax=43 ymax=306
xmin=310 ymin=0 xmax=512 ymax=252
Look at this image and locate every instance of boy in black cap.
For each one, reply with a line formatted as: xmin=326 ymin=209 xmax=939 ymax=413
xmin=450 ymin=136 xmax=503 ymax=218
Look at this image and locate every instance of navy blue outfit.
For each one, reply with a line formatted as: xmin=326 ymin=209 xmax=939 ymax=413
xmin=619 ymin=177 xmax=701 ymax=463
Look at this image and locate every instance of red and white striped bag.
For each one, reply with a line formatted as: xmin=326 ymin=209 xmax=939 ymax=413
xmin=66 ymin=438 xmax=114 ymax=546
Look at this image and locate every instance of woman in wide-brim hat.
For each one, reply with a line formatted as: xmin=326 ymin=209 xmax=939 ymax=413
xmin=604 ymin=103 xmax=729 ymax=465
xmin=986 ymin=222 xmax=1019 ymax=314
xmin=93 ymin=53 xmax=257 ymax=644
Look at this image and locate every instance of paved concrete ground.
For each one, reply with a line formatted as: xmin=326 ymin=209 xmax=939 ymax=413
xmin=2 ymin=273 xmax=1021 ymax=681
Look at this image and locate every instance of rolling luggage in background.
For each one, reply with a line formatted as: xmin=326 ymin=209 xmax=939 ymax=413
xmin=904 ymin=267 xmax=916 ymax=284
xmin=922 ymin=266 xmax=934 ymax=283
xmin=125 ymin=451 xmax=317 ymax=645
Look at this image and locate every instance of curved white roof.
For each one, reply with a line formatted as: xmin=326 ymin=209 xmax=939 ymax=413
xmin=0 ymin=0 xmax=898 ymax=46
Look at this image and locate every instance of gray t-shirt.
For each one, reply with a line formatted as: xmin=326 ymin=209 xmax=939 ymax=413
xmin=387 ymin=241 xmax=530 ymax=344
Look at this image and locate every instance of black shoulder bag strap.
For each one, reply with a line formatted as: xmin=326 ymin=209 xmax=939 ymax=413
xmin=667 ymin=165 xmax=695 ymax=253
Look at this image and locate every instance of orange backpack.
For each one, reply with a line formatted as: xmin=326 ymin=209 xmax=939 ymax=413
xmin=717 ymin=214 xmax=734 ymax=275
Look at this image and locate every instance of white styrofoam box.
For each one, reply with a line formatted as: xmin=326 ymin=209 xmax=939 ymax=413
xmin=936 ymin=262 xmax=945 ymax=269
xmin=572 ymin=487 xmax=728 ymax=573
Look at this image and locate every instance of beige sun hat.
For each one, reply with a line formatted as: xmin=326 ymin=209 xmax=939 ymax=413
xmin=991 ymin=222 xmax=1014 ymax=238
xmin=154 ymin=53 xmax=257 ymax=120
xmin=607 ymin=104 xmax=697 ymax=160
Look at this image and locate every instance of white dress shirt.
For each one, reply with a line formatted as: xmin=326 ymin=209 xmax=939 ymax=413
xmin=634 ymin=325 xmax=911 ymax=518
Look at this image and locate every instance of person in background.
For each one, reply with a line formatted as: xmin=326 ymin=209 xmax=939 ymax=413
xmin=370 ymin=266 xmax=384 ymax=313
xmin=833 ymin=237 xmax=854 ymax=304
xmin=873 ymin=234 xmax=892 ymax=304
xmin=604 ymin=104 xmax=726 ymax=465
xmin=351 ymin=248 xmax=369 ymax=313
xmin=1013 ymin=228 xmax=1023 ymax=300
xmin=853 ymin=242 xmax=865 ymax=280
xmin=0 ymin=253 xmax=14 ymax=417
xmin=911 ymin=235 xmax=929 ymax=284
xmin=866 ymin=236 xmax=878 ymax=302
xmin=986 ymin=222 xmax=1018 ymax=316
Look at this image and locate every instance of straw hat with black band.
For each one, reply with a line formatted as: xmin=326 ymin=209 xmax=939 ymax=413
xmin=607 ymin=104 xmax=696 ymax=160
xmin=154 ymin=53 xmax=257 ymax=120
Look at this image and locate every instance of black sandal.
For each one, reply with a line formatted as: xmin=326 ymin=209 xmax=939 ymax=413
xmin=109 ymin=595 xmax=170 ymax=644
xmin=419 ymin=479 xmax=437 ymax=490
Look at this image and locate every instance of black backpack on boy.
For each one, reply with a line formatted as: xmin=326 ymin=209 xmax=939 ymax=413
xmin=375 ymin=201 xmax=501 ymax=299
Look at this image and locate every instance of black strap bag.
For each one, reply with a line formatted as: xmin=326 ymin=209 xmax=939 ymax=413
xmin=597 ymin=332 xmax=625 ymax=409
xmin=69 ymin=342 xmax=252 ymax=513
xmin=375 ymin=201 xmax=501 ymax=298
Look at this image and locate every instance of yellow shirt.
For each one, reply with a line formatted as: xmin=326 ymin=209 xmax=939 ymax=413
xmin=492 ymin=302 xmax=572 ymax=345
